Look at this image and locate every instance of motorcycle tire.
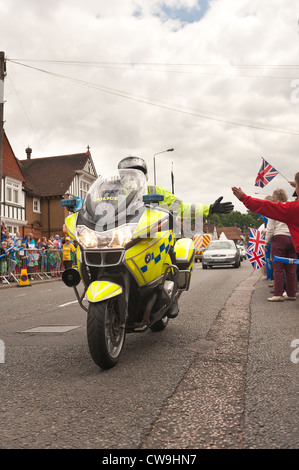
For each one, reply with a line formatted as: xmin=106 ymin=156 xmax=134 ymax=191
xmin=87 ymin=299 xmax=126 ymax=370
xmin=150 ymin=316 xmax=169 ymax=332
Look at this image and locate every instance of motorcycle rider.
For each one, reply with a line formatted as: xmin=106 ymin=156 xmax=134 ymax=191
xmin=118 ymin=156 xmax=234 ymax=318
xmin=118 ymin=155 xmax=234 ymax=224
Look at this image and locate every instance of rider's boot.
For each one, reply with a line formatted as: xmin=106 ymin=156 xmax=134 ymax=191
xmin=167 ymin=298 xmax=179 ymax=319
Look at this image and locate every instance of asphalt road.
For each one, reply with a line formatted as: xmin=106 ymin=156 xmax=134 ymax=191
xmin=0 ymin=260 xmax=298 ymax=449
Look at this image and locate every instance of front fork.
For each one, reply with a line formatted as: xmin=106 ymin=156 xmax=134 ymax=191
xmin=75 ymin=269 xmax=130 ymax=326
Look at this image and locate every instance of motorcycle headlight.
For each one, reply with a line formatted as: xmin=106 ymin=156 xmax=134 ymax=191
xmin=77 ymin=227 xmax=98 ymax=248
xmin=77 ymin=224 xmax=137 ymax=249
xmin=110 ymin=225 xmax=137 ymax=247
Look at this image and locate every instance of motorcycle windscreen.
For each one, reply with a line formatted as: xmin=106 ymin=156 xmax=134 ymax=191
xmin=80 ymin=169 xmax=147 ymax=231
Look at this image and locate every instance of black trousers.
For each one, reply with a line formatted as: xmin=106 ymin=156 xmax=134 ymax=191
xmin=63 ymin=260 xmax=73 ymax=270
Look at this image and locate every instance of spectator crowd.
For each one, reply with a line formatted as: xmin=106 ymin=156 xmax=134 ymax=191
xmin=0 ymin=223 xmax=76 ymax=284
xmin=232 ymin=172 xmax=299 ymax=302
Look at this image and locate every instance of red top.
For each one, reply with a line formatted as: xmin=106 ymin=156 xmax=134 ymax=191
xmin=240 ymin=194 xmax=299 ymax=252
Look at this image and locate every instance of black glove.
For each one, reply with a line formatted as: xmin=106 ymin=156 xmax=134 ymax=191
xmin=209 ymin=196 xmax=234 ymax=215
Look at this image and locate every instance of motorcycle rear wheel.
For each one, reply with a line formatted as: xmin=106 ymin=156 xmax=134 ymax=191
xmin=87 ymin=299 xmax=126 ymax=370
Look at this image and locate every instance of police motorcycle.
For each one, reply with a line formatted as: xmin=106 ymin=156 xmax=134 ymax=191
xmin=61 ymin=169 xmax=195 ymax=370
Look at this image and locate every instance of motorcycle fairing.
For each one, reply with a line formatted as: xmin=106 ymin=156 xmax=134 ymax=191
xmin=133 ymin=208 xmax=170 ymax=239
xmin=76 ymin=245 xmax=82 ymax=279
xmin=86 ymin=281 xmax=123 ymax=303
xmin=64 ymin=212 xmax=78 ymax=240
xmin=124 ymin=230 xmax=174 ymax=287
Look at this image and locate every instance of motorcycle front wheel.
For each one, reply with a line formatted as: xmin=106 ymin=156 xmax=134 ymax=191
xmin=87 ymin=299 xmax=126 ymax=370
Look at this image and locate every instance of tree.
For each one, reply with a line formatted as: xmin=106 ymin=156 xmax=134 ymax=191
xmin=208 ymin=210 xmax=263 ymax=229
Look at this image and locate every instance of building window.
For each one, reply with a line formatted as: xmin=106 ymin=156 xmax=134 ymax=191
xmin=6 ymin=225 xmax=18 ymax=236
xmin=6 ymin=179 xmax=21 ymax=204
xmin=80 ymin=180 xmax=90 ymax=200
xmin=33 ymin=198 xmax=41 ymax=213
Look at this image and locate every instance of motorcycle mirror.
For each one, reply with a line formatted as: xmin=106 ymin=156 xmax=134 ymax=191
xmin=62 ymin=268 xmax=81 ymax=287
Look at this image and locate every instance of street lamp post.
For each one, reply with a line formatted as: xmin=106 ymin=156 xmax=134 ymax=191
xmin=153 ymin=148 xmax=174 ymax=186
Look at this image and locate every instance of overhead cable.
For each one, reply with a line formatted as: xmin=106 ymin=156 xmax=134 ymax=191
xmin=7 ymin=59 xmax=299 ymax=137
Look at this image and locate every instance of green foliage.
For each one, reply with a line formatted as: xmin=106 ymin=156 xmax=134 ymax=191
xmin=208 ymin=210 xmax=264 ymax=229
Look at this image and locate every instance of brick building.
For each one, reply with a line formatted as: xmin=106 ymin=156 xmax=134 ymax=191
xmin=1 ymin=131 xmax=98 ymax=240
xmin=1 ymin=130 xmax=26 ymax=236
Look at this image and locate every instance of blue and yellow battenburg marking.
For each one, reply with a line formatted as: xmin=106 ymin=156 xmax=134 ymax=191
xmin=140 ymin=233 xmax=173 ymax=273
xmin=125 ymin=231 xmax=174 ymax=286
xmin=86 ymin=281 xmax=123 ymax=303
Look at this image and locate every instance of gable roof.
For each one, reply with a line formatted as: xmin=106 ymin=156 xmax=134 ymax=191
xmin=2 ymin=130 xmax=25 ymax=182
xmin=216 ymin=226 xmax=242 ymax=241
xmin=19 ymin=152 xmax=94 ymax=197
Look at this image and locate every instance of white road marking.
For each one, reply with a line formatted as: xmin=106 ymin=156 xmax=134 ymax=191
xmin=58 ymin=300 xmax=79 ymax=307
xmin=19 ymin=325 xmax=82 ymax=333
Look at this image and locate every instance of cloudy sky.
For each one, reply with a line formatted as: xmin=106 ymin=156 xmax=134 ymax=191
xmin=1 ymin=0 xmax=299 ymax=212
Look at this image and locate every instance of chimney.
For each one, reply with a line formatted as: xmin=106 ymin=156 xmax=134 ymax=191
xmin=26 ymin=146 xmax=32 ymax=160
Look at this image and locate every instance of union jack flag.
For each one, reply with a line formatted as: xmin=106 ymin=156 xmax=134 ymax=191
xmin=247 ymin=228 xmax=265 ymax=254
xmin=255 ymin=158 xmax=278 ymax=188
xmin=246 ymin=248 xmax=266 ymax=269
xmin=246 ymin=228 xmax=266 ymax=269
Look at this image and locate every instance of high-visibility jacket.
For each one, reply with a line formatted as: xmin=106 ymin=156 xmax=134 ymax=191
xmin=147 ymin=185 xmax=210 ymax=221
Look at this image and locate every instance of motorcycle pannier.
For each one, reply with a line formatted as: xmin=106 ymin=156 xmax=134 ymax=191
xmin=174 ymin=238 xmax=195 ymax=290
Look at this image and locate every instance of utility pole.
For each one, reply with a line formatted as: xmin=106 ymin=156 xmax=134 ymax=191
xmin=171 ymin=161 xmax=174 ymax=194
xmin=0 ymin=51 xmax=6 ymax=231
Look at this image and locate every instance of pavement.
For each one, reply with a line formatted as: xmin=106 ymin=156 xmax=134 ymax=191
xmin=141 ymin=270 xmax=299 ymax=449
xmin=0 ymin=275 xmax=60 ymax=289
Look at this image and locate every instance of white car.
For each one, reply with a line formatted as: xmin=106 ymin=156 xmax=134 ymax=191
xmin=237 ymin=245 xmax=246 ymax=261
xmin=202 ymin=240 xmax=241 ymax=269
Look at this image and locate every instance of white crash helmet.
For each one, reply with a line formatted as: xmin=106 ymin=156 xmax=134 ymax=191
xmin=118 ymin=156 xmax=148 ymax=178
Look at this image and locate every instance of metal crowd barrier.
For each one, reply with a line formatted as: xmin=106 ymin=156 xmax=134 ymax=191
xmin=0 ymin=248 xmax=76 ymax=285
